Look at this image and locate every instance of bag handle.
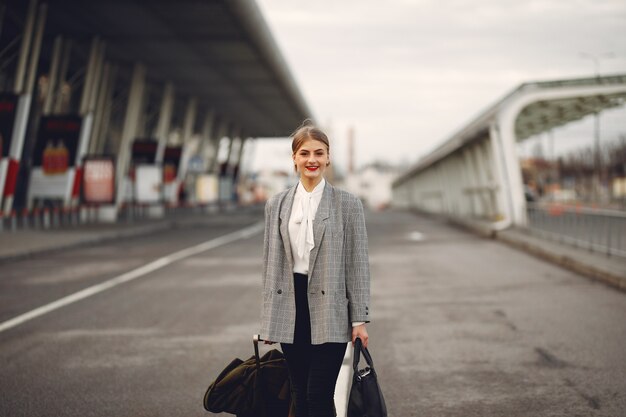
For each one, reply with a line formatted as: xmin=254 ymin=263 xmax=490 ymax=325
xmin=253 ymin=334 xmax=262 ymax=371
xmin=352 ymin=337 xmax=375 ymax=372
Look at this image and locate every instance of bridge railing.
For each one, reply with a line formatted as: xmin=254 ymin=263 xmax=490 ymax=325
xmin=526 ymin=203 xmax=626 ymax=259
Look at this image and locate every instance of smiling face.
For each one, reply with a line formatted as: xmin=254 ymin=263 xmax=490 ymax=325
xmin=293 ymin=138 xmax=330 ymax=182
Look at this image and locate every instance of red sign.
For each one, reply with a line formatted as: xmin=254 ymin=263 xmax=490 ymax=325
xmin=82 ymin=157 xmax=115 ymax=204
xmin=33 ymin=115 xmax=82 ymax=172
xmin=131 ymin=139 xmax=158 ymax=164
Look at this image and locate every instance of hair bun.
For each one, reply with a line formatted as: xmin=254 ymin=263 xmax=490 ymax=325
xmin=290 ymin=118 xmax=316 ymax=137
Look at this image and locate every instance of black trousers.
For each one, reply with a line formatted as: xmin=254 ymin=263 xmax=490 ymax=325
xmin=281 ymin=273 xmax=347 ymax=417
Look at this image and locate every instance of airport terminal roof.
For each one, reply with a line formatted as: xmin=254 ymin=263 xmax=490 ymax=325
xmin=44 ymin=0 xmax=312 ymax=137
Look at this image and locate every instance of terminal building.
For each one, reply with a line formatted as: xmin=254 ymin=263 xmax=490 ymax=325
xmin=0 ymin=0 xmax=311 ymax=221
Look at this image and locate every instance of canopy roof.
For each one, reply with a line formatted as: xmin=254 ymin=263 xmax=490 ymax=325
xmin=44 ymin=0 xmax=312 ymax=137
xmin=394 ymin=74 xmax=626 ymax=186
xmin=513 ymin=75 xmax=626 ymax=140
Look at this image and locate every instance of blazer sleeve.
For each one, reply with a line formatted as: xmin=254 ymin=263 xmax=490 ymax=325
xmin=345 ymin=197 xmax=371 ymax=323
xmin=262 ymin=198 xmax=272 ymax=289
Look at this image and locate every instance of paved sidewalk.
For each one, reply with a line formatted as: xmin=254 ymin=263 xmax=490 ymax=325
xmin=0 ymin=220 xmax=172 ymax=262
xmin=445 ymin=214 xmax=626 ymax=292
xmin=0 ymin=206 xmax=263 ymax=263
xmin=496 ymin=227 xmax=626 ymax=291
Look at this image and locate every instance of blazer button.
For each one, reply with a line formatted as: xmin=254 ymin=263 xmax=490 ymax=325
xmin=321 ymin=290 xmax=325 ymax=295
xmin=277 ymin=289 xmax=282 ymax=294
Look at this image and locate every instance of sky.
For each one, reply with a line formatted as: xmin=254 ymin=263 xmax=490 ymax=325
xmin=249 ymin=0 xmax=626 ymax=175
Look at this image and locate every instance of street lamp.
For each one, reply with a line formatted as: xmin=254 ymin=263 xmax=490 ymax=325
xmin=579 ymin=52 xmax=615 ymax=78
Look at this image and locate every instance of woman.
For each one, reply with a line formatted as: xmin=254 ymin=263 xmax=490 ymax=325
xmin=260 ymin=121 xmax=371 ymax=417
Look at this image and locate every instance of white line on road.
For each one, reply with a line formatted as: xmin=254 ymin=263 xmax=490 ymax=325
xmin=0 ymin=222 xmax=264 ymax=334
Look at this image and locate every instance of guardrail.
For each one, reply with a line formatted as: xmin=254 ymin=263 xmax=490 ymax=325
xmin=526 ymin=203 xmax=626 ymax=259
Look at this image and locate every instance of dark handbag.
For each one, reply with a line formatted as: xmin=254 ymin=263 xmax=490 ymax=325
xmin=347 ymin=337 xmax=388 ymax=417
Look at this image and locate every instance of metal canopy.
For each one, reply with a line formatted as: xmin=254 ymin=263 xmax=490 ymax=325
xmin=43 ymin=0 xmax=312 ymax=137
xmin=515 ymin=92 xmax=625 ymax=140
xmin=394 ymin=74 xmax=626 ymax=186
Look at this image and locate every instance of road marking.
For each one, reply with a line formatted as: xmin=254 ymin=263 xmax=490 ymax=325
xmin=0 ymin=222 xmax=264 ymax=334
xmin=407 ymin=231 xmax=425 ymax=241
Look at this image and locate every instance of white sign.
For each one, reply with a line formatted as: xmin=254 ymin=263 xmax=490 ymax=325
xmin=196 ymin=174 xmax=218 ymax=203
xmin=135 ymin=165 xmax=162 ymax=203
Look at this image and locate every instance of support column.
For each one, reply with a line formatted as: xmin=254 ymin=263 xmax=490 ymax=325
xmin=42 ymin=35 xmax=63 ymax=115
xmin=233 ymin=136 xmax=248 ymax=178
xmin=224 ymin=125 xmax=240 ymax=176
xmin=139 ymin=82 xmax=174 ymax=217
xmin=489 ymin=121 xmax=516 ymax=228
xmin=198 ymin=109 xmax=216 ymax=167
xmin=53 ymin=39 xmax=72 ymax=114
xmin=215 ymin=124 xmax=235 ymax=204
xmin=231 ymin=135 xmax=249 ymax=203
xmin=155 ymin=83 xmax=174 ymax=164
xmin=13 ymin=0 xmax=38 ymax=95
xmin=177 ymin=97 xmax=197 ymax=182
xmin=1 ymin=0 xmax=46 ymax=214
xmin=208 ymin=119 xmax=229 ymax=174
xmin=92 ymin=64 xmax=117 ymax=155
xmin=114 ymin=63 xmax=146 ymax=209
xmin=70 ymin=37 xmax=105 ymax=207
xmin=89 ymin=62 xmax=111 ymax=154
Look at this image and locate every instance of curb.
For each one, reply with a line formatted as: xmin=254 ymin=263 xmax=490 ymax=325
xmin=0 ymin=221 xmax=174 ymax=264
xmin=495 ymin=231 xmax=626 ymax=292
xmin=410 ymin=208 xmax=626 ymax=293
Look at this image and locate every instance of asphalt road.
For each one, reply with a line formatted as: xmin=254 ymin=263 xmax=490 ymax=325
xmin=0 ymin=208 xmax=625 ymax=416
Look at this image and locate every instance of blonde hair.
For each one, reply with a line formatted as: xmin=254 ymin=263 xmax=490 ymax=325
xmin=291 ymin=120 xmax=330 ymax=172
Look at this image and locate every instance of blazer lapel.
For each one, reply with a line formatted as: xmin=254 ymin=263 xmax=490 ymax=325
xmin=307 ymin=183 xmax=331 ymax=282
xmin=279 ymin=185 xmax=297 ymax=273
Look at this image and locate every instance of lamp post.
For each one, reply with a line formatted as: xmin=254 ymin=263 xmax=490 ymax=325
xmin=579 ymin=52 xmax=615 ymax=78
xmin=579 ymin=52 xmax=615 ymax=203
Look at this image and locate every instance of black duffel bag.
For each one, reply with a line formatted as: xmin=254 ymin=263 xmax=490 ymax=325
xmin=203 ymin=335 xmax=292 ymax=417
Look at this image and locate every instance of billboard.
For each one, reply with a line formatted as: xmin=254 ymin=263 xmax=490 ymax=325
xmin=82 ymin=156 xmax=115 ymax=204
xmin=32 ymin=115 xmax=82 ymax=175
xmin=131 ymin=139 xmax=158 ymax=164
xmin=196 ymin=174 xmax=219 ymax=203
xmin=135 ymin=164 xmax=162 ymax=203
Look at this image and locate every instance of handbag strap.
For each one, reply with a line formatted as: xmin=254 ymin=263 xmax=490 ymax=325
xmin=352 ymin=337 xmax=375 ymax=372
xmin=253 ymin=334 xmax=262 ymax=371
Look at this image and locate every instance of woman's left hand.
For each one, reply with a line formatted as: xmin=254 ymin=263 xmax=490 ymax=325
xmin=352 ymin=324 xmax=369 ymax=349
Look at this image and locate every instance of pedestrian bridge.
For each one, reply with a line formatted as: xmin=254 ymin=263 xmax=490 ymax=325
xmin=392 ymin=75 xmax=626 ymax=231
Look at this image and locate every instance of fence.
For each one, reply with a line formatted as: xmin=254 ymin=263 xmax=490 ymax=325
xmin=526 ymin=202 xmax=626 ymax=259
xmin=0 ymin=202 xmax=222 ymax=233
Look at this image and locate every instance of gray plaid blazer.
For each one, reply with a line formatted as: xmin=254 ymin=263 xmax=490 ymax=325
xmin=259 ymin=181 xmax=370 ymax=344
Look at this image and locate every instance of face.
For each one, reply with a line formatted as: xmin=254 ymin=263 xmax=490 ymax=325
xmin=293 ymin=139 xmax=329 ymax=181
